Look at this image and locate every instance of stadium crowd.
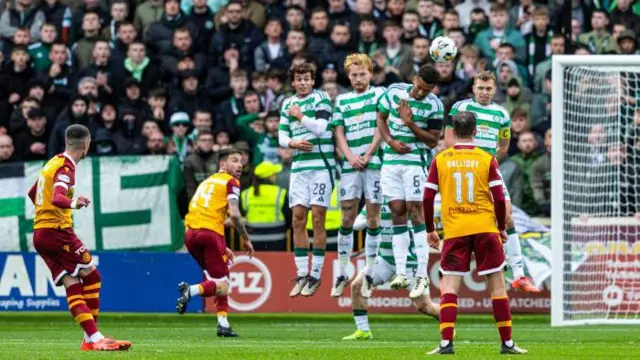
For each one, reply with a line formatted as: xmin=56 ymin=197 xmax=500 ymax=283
xmin=0 ymin=0 xmax=638 ymax=228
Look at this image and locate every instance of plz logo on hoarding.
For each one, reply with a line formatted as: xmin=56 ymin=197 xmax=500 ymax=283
xmin=228 ymin=256 xmax=272 ymax=312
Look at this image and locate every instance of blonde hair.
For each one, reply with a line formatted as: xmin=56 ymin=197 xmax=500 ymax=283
xmin=344 ymin=53 xmax=373 ymax=74
xmin=473 ymin=70 xmax=496 ymax=84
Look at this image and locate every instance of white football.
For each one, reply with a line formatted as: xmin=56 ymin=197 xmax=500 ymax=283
xmin=429 ymin=36 xmax=457 ymax=63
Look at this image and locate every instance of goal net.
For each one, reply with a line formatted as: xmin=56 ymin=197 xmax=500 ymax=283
xmin=551 ymin=56 xmax=640 ymax=326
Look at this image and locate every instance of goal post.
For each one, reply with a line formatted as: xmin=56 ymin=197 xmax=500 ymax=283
xmin=551 ymin=55 xmax=640 ymax=326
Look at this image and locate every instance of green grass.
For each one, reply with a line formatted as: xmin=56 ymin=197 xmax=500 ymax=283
xmin=1 ymin=313 xmax=639 ymax=359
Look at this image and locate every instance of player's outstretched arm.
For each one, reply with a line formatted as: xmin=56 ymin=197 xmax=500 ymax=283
xmin=488 ymin=158 xmax=507 ymax=232
xmin=228 ymin=198 xmax=254 ymax=257
xmin=423 ymin=161 xmax=440 ymax=249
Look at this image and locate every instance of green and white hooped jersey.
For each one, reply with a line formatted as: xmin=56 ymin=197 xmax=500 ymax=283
xmin=448 ymin=98 xmax=511 ymax=156
xmin=331 ymin=86 xmax=386 ymax=174
xmin=279 ymin=90 xmax=335 ymax=173
xmin=377 ymin=83 xmax=444 ymax=167
xmin=359 ymin=205 xmax=417 ymax=269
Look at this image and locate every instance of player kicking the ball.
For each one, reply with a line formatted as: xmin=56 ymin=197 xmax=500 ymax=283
xmin=341 ymin=205 xmax=439 ymax=340
xmin=29 ymin=124 xmax=131 ymax=351
xmin=377 ymin=65 xmax=443 ymax=299
xmin=177 ymin=148 xmax=254 ymax=337
xmin=446 ymin=71 xmax=539 ymax=293
xmin=424 ymin=111 xmax=527 ymax=355
xmin=330 ymin=53 xmax=385 ymax=298
xmin=279 ymin=63 xmax=335 ymax=297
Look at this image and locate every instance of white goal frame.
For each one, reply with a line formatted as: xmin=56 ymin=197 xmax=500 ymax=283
xmin=551 ymin=55 xmax=640 ymax=326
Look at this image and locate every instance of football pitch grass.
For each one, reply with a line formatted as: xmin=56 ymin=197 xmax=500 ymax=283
xmin=1 ymin=313 xmax=639 ymax=359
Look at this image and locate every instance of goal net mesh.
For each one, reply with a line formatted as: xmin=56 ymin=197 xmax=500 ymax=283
xmin=559 ymin=65 xmax=640 ymax=324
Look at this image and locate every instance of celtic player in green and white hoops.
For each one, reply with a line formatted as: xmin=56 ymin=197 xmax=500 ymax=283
xmin=341 ymin=205 xmax=439 ymax=340
xmin=331 ymin=54 xmax=385 ymax=298
xmin=279 ymin=63 xmax=335 ymax=297
xmin=377 ymin=65 xmax=443 ymax=299
xmin=445 ymin=71 xmax=539 ymax=293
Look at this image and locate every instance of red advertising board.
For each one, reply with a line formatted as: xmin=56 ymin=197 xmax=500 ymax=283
xmin=204 ymin=252 xmax=550 ymax=314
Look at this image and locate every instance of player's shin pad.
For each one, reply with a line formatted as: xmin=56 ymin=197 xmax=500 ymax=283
xmin=412 ymin=225 xmax=428 ymax=277
xmin=365 ymin=227 xmax=381 ymax=273
xmin=337 ymin=227 xmax=354 ymax=277
xmin=391 ymin=225 xmax=410 ymax=275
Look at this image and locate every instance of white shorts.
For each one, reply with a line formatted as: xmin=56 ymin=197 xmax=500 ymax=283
xmin=340 ymin=169 xmax=382 ymax=204
xmin=289 ymin=170 xmax=333 ymax=208
xmin=368 ymin=259 xmax=429 ymax=296
xmin=380 ymin=164 xmax=426 ymax=202
xmin=495 ymin=168 xmax=511 ymax=201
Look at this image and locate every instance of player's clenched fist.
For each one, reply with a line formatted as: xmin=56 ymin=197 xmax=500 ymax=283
xmin=72 ymin=196 xmax=91 ymax=209
xmin=288 ymin=104 xmax=303 ymax=120
xmin=427 ymin=231 xmax=440 ymax=250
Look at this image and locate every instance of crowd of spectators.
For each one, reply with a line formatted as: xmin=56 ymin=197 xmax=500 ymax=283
xmin=0 ymin=0 xmax=638 ymax=217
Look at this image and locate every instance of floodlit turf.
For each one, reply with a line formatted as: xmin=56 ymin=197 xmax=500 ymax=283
xmin=1 ymin=312 xmax=639 ymax=359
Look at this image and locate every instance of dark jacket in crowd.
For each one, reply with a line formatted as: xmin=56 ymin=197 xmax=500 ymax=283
xmin=187 ymin=7 xmax=216 ymax=48
xmin=530 ymin=152 xmax=551 ymax=216
xmin=183 ymin=149 xmax=217 ymax=199
xmin=14 ymin=127 xmax=50 ymax=161
xmin=40 ymin=63 xmax=74 ymax=111
xmin=48 ymin=95 xmax=97 ymax=157
xmin=203 ymin=65 xmax=232 ymax=105
xmin=209 ymin=20 xmax=262 ymax=70
xmin=144 ymin=12 xmax=200 ymax=56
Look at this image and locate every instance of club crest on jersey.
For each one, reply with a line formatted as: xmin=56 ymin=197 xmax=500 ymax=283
xmin=365 ymin=98 xmax=373 ymax=106
xmin=82 ymin=252 xmax=91 ymax=264
xmin=493 ymin=116 xmax=500 ymax=122
xmin=305 ymin=104 xmax=313 ymax=111
xmin=416 ymin=109 xmax=427 ymax=117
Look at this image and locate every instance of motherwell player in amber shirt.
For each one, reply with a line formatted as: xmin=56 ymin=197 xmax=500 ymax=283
xmin=176 ymin=148 xmax=254 ymax=337
xmin=423 ymin=112 xmax=527 ymax=356
xmin=28 ymin=124 xmax=131 ymax=352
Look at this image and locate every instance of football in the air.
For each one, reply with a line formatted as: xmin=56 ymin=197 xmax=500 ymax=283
xmin=429 ymin=36 xmax=457 ymax=63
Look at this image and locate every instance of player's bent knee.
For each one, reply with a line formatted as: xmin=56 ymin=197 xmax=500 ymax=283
xmin=366 ymin=216 xmax=380 ymax=229
xmin=391 ymin=212 xmax=407 ymax=224
xmin=216 ymin=281 xmax=230 ymax=296
xmin=292 ymin=212 xmax=307 ymax=230
xmin=341 ymin=209 xmax=356 ymax=227
xmin=61 ymin=274 xmax=81 ymax=288
xmin=78 ymin=265 xmax=98 ymax=278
